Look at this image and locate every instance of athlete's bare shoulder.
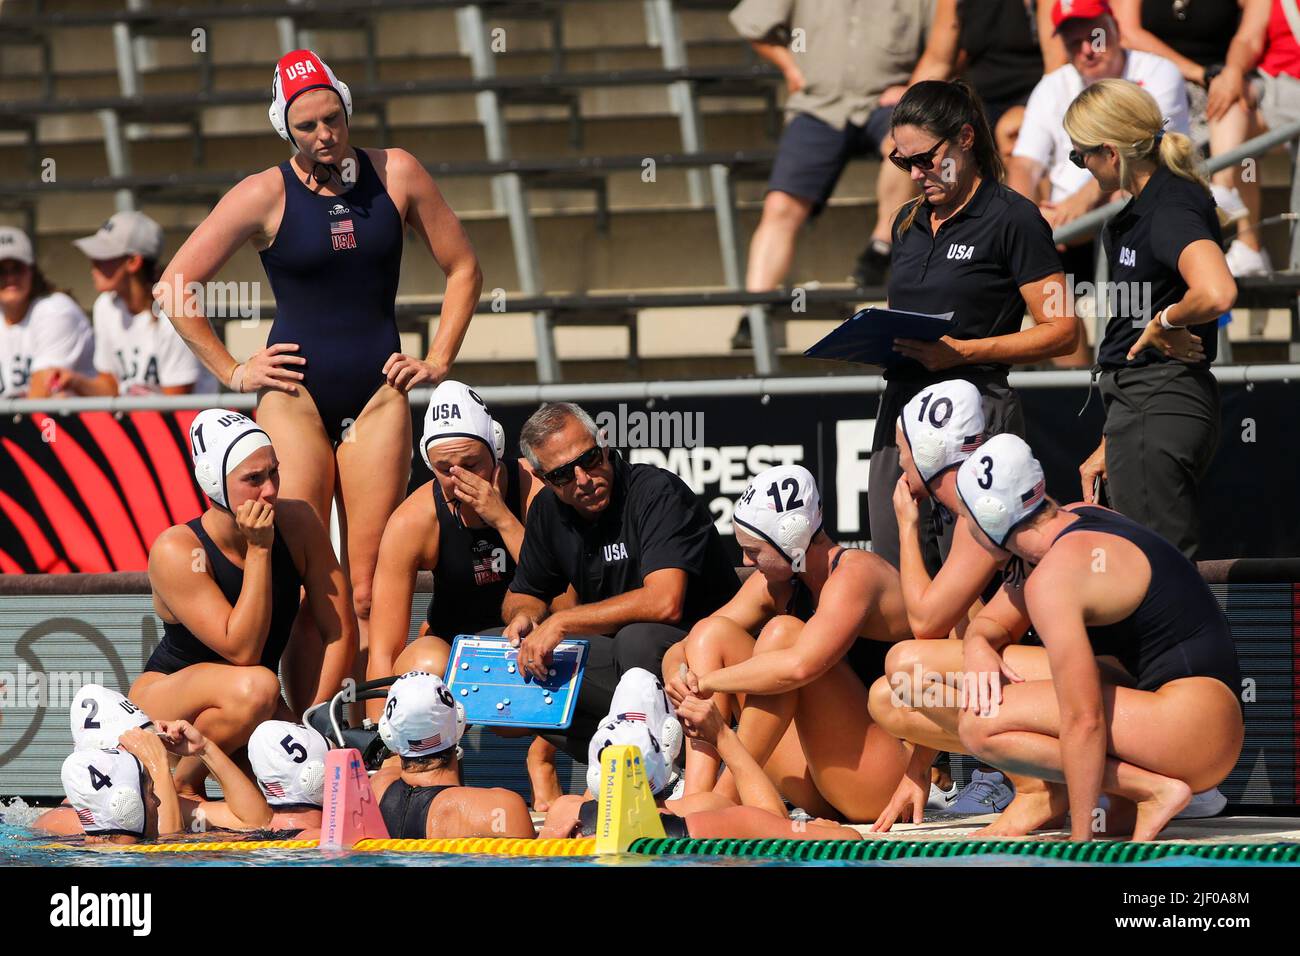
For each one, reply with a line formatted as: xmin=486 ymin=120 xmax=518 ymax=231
xmin=149 ymin=521 xmax=203 ymax=570
xmin=218 ymin=166 xmax=286 ymax=250
xmin=229 ymin=166 xmax=286 ymax=209
xmin=382 ymin=482 xmax=441 ymax=566
xmin=831 ymin=546 xmax=898 ymax=589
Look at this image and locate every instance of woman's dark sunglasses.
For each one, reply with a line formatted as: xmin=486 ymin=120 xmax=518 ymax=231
xmin=542 ymin=445 xmax=605 ymax=486
xmin=1069 ymin=144 xmax=1103 ymax=168
xmin=888 ymin=138 xmax=946 ymax=172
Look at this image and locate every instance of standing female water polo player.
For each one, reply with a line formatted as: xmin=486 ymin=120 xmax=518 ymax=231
xmin=953 ymin=434 xmax=1243 ymax=841
xmin=155 ymin=50 xmax=482 ymax=704
xmin=867 ymin=80 xmax=1076 ymax=571
xmin=1067 ymin=78 xmax=1236 ymax=559
xmin=132 ymin=408 xmax=356 ymax=795
xmin=665 ymin=465 xmax=912 ymax=823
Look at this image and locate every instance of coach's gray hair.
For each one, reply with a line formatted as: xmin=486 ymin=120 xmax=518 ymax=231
xmin=518 ymin=402 xmax=600 ymax=469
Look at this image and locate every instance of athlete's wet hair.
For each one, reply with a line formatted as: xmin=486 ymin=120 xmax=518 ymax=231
xmin=518 ymin=402 xmax=600 ymax=470
xmin=400 ymin=749 xmax=455 ymax=773
xmin=891 ymin=79 xmax=1004 ymax=235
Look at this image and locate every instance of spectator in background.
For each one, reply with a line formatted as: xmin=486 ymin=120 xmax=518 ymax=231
xmin=1010 ymin=0 xmax=1190 ymax=366
xmin=54 ymin=212 xmax=218 ymax=396
xmin=1036 ymin=0 xmax=1072 ymax=73
xmin=728 ymin=0 xmax=939 ymax=349
xmin=1113 ymin=2 xmax=1266 ymax=277
xmin=940 ymin=0 xmax=1048 ymax=161
xmin=1204 ymin=0 xmax=1300 ymax=275
xmin=0 ymin=226 xmax=94 ymax=400
xmin=912 ymin=1 xmax=1058 ymax=163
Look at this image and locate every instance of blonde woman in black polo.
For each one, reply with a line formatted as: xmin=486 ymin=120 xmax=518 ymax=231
xmin=1067 ymin=78 xmax=1236 ymax=559
xmin=868 ymin=80 xmax=1077 ymax=572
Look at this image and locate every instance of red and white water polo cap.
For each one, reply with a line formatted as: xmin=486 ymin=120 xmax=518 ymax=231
xmin=268 ymin=49 xmax=352 ymax=143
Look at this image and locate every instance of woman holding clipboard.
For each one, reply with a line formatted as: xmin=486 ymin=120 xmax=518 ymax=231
xmin=867 ymin=80 xmax=1077 ymax=571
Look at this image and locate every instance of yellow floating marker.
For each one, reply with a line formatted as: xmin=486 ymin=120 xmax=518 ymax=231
xmin=593 ymin=744 xmax=666 ymax=854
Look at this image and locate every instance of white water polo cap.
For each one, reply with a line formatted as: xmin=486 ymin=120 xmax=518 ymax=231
xmin=189 ymin=409 xmax=273 ymax=510
xmin=248 ymin=720 xmax=329 ymax=808
xmin=492 ymin=419 xmax=506 ymax=461
xmin=269 ymin=50 xmax=352 ymax=145
xmin=61 ymin=748 xmax=147 ymax=837
xmin=956 ymin=433 xmax=1049 ymax=549
xmin=420 ymin=380 xmax=497 ymax=472
xmin=732 ymin=464 xmax=822 ymax=563
xmin=378 ymin=671 xmax=466 ymax=759
xmin=70 ymin=684 xmax=152 ymax=751
xmin=899 ymin=380 xmax=987 ymax=489
xmin=585 ymin=668 xmax=682 ymax=797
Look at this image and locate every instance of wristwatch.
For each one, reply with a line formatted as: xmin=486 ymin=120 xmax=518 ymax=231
xmin=1203 ymin=63 xmax=1224 ymax=87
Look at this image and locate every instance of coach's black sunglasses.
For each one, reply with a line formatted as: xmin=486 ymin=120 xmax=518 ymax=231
xmin=1069 ymin=144 xmax=1104 ymax=169
xmin=542 ymin=445 xmax=605 ymax=486
xmin=888 ymin=138 xmax=947 ymax=172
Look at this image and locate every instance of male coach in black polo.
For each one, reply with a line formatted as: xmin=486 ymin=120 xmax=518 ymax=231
xmin=500 ymin=401 xmax=740 ymax=758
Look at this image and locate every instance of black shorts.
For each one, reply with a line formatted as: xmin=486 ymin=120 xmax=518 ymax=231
xmin=769 ymin=108 xmax=895 ymax=217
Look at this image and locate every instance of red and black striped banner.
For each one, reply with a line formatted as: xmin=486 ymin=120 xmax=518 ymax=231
xmin=0 ymin=411 xmax=203 ymax=573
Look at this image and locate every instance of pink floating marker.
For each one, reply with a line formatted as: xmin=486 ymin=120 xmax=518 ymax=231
xmin=319 ymin=748 xmax=389 ymax=849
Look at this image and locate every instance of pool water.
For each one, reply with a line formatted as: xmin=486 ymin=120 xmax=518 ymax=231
xmin=2 ymin=821 xmax=1287 ymax=868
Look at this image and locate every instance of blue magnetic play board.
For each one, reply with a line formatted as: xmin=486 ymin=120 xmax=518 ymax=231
xmin=443 ymin=634 xmax=589 ymax=730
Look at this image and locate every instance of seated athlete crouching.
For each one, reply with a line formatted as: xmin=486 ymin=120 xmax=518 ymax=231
xmin=365 ymin=380 xmax=563 ymax=808
xmin=665 ymin=465 xmax=912 ymax=823
xmin=132 ymin=408 xmax=357 ymax=798
xmin=371 ymin=671 xmax=535 ymax=839
xmin=951 ymin=435 xmax=1244 ymax=841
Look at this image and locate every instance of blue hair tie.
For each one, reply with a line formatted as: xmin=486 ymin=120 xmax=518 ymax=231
xmin=1154 ymin=129 xmax=1165 ymax=147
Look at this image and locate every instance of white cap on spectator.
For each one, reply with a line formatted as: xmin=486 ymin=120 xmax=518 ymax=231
xmin=0 ymin=226 xmax=34 ymax=265
xmin=73 ymin=211 xmax=165 ymax=261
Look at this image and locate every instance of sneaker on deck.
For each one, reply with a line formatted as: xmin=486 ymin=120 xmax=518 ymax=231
xmin=927 ymin=780 xmax=959 ymax=810
xmin=946 ymin=769 xmax=1015 ymax=815
xmin=1175 ymin=788 xmax=1227 ymax=820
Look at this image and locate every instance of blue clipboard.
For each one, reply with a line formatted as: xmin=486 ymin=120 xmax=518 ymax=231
xmin=804 ymin=306 xmax=954 ymax=368
xmin=443 ymin=634 xmax=589 ymax=730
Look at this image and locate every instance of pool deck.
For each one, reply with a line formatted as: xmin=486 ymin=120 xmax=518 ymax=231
xmin=846 ymin=814 xmax=1300 ymax=844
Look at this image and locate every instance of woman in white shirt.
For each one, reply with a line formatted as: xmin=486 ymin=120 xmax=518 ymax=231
xmin=0 ymin=226 xmax=94 ymax=400
xmin=53 ymin=212 xmax=215 ymax=396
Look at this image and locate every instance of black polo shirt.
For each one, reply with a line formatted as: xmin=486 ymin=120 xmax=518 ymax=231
xmin=887 ymin=175 xmax=1062 ymax=382
xmin=1098 ymin=166 xmax=1223 ymax=370
xmin=510 ymin=451 xmax=740 ymax=629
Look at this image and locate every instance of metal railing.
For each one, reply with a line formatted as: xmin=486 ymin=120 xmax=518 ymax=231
xmin=3 ymin=364 xmax=1296 ymax=416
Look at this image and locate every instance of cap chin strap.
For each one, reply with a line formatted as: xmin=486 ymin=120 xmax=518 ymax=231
xmin=310 ymin=161 xmax=342 ymax=185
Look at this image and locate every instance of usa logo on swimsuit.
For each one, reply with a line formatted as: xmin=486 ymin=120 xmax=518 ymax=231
xmin=330 ymin=218 xmax=357 ymax=251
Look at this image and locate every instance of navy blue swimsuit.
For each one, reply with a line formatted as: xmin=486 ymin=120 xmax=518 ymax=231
xmin=146 ymin=516 xmax=304 ymax=675
xmin=259 ymin=149 xmax=404 ymax=444
xmin=1056 ymin=506 xmax=1241 ymax=702
xmin=426 ymin=461 xmax=523 ymax=639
